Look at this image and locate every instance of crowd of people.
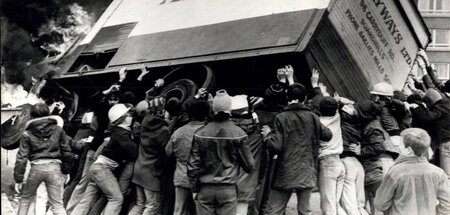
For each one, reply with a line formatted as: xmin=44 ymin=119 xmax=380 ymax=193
xmin=12 ymin=50 xmax=450 ymax=215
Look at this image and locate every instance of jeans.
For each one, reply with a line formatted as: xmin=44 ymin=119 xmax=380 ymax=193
xmin=440 ymin=141 xmax=450 ymax=179
xmin=196 ymin=184 xmax=237 ymax=215
xmin=263 ymin=188 xmax=312 ymax=215
xmin=364 ymin=154 xmax=393 ymax=215
xmin=340 ymin=157 xmax=369 ymax=215
xmin=365 ymin=181 xmax=382 ymax=215
xmin=173 ymin=186 xmax=194 ymax=215
xmin=318 ymin=155 xmax=346 ymax=215
xmin=87 ymin=161 xmax=134 ymax=215
xmin=71 ymin=163 xmax=123 ymax=215
xmin=66 ymin=150 xmax=95 ymax=214
xmin=128 ymin=185 xmax=161 ymax=215
xmin=17 ymin=163 xmax=67 ymax=215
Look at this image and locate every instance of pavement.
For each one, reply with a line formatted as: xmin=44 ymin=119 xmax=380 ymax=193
xmin=1 ymin=193 xmax=15 ymax=215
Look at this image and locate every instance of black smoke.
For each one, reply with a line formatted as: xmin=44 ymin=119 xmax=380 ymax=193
xmin=1 ymin=0 xmax=112 ymax=84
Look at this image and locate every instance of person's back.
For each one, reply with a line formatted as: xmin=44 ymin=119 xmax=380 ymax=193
xmin=317 ymin=97 xmax=346 ymax=215
xmin=375 ymin=128 xmax=450 ymax=215
xmin=14 ymin=103 xmax=71 ymax=215
xmin=187 ymin=90 xmax=255 ymax=215
xmin=271 ymin=102 xmax=331 ymax=189
xmin=192 ymin=119 xmax=254 ymax=184
xmin=263 ymin=83 xmax=332 ymax=215
xmin=377 ymin=157 xmax=449 ymax=215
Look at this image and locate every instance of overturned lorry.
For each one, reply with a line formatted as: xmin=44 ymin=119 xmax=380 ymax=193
xmin=2 ymin=0 xmax=430 ymax=149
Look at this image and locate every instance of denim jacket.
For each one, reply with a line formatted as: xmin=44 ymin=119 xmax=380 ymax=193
xmin=374 ymin=156 xmax=450 ymax=215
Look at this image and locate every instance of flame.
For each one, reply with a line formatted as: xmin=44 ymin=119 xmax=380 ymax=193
xmin=1 ymin=82 xmax=44 ymax=108
xmin=36 ymin=3 xmax=94 ymax=56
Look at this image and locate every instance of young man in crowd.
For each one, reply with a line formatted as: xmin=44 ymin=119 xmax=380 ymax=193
xmin=165 ymin=99 xmax=209 ymax=215
xmin=187 ymin=89 xmax=255 ymax=215
xmin=374 ymin=128 xmax=450 ymax=214
xmin=14 ymin=103 xmax=72 ymax=215
xmin=71 ymin=103 xmax=138 ymax=215
xmin=230 ymin=95 xmax=264 ymax=215
xmin=261 ymin=83 xmax=332 ymax=215
xmin=128 ymin=97 xmax=170 ymax=215
xmin=355 ymin=100 xmax=399 ymax=215
xmin=410 ymin=89 xmax=450 ymax=178
xmin=338 ymin=102 xmax=369 ymax=215
xmin=317 ymin=97 xmax=346 ymax=215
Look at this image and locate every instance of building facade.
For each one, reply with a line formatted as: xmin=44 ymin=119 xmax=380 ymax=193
xmin=416 ymin=0 xmax=450 ymax=81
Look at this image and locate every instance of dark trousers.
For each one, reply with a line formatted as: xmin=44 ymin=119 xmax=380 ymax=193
xmin=196 ymin=184 xmax=237 ymax=215
xmin=263 ymin=188 xmax=313 ymax=215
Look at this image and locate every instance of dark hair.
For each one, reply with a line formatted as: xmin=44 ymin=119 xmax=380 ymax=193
xmin=393 ymin=90 xmax=406 ymax=101
xmin=319 ymin=97 xmax=338 ymax=117
xmin=407 ymin=93 xmax=422 ymax=104
xmin=165 ymin=97 xmax=182 ymax=116
xmin=106 ymin=92 xmax=119 ymax=101
xmin=30 ymin=103 xmax=50 ymax=118
xmin=186 ymin=100 xmax=210 ymax=121
xmin=287 ymin=83 xmax=306 ymax=102
xmin=120 ymin=91 xmax=136 ymax=105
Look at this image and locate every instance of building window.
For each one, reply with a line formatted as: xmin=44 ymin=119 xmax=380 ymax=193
xmin=418 ymin=0 xmax=450 ymax=13
xmin=428 ymin=29 xmax=450 ymax=48
xmin=432 ymin=63 xmax=450 ymax=80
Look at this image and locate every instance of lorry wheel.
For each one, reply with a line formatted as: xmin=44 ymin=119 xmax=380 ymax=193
xmin=1 ymin=104 xmax=32 ymax=150
xmin=162 ymin=64 xmax=215 ymax=91
xmin=159 ymin=79 xmax=198 ymax=104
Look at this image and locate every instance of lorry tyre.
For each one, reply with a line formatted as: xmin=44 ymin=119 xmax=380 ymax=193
xmin=162 ymin=64 xmax=215 ymax=91
xmin=159 ymin=79 xmax=198 ymax=104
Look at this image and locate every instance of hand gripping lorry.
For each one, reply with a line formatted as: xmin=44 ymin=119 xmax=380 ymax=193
xmin=2 ymin=0 xmax=430 ymax=149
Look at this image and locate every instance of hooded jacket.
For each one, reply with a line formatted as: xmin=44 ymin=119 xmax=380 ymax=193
xmin=265 ymin=103 xmax=332 ymax=190
xmin=133 ymin=114 xmax=170 ymax=191
xmin=14 ymin=116 xmax=72 ymax=183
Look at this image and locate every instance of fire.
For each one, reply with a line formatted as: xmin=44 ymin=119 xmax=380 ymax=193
xmin=1 ymin=82 xmax=43 ymax=108
xmin=37 ymin=3 xmax=94 ymax=56
xmin=1 ymin=67 xmax=44 ymax=108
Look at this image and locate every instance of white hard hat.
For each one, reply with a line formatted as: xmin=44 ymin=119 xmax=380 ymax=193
xmin=108 ymin=104 xmax=130 ymax=123
xmin=370 ymin=82 xmax=394 ymax=97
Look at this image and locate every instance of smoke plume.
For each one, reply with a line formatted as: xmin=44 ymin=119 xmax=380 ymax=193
xmin=1 ymin=0 xmax=112 ymax=84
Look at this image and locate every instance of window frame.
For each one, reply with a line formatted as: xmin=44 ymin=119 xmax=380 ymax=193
xmin=418 ymin=0 xmax=450 ymax=14
xmin=428 ymin=29 xmax=450 ymax=49
xmin=432 ymin=62 xmax=450 ymax=80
